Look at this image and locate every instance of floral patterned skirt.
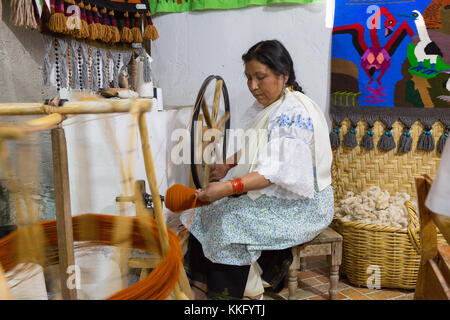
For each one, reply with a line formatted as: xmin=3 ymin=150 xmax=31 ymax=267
xmin=180 ymin=185 xmax=334 ymax=266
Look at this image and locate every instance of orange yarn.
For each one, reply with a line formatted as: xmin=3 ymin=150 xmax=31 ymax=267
xmin=0 ymin=214 xmax=182 ymax=300
xmin=164 ymin=184 xmax=209 ymax=213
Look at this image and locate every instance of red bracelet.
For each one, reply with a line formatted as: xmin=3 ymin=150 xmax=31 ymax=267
xmin=229 ymin=178 xmax=245 ymax=195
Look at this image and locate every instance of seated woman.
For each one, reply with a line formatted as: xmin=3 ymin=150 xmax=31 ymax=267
xmin=180 ymin=40 xmax=334 ymax=300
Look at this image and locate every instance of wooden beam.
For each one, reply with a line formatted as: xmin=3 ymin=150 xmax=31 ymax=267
xmin=137 ymin=112 xmax=193 ymax=300
xmin=0 ymin=99 xmax=152 ymax=116
xmin=51 ymin=128 xmax=77 ymax=300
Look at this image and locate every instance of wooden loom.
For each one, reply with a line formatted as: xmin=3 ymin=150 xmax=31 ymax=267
xmin=0 ymin=98 xmax=192 ymax=300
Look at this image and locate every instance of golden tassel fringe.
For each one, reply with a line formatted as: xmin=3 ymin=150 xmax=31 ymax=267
xmin=144 ymin=25 xmax=159 ymax=41
xmin=132 ymin=27 xmax=143 ymax=43
xmin=88 ymin=23 xmax=98 ymax=40
xmin=110 ymin=26 xmax=121 ymax=43
xmin=121 ymin=27 xmax=133 ymax=43
xmin=48 ymin=12 xmax=68 ymax=34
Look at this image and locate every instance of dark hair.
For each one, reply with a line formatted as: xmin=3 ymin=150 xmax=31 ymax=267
xmin=242 ymin=40 xmax=303 ymax=93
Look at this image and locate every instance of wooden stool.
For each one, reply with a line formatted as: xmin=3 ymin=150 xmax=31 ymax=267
xmin=288 ymin=227 xmax=343 ymax=300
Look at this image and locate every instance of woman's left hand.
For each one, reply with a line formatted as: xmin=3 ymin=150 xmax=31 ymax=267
xmin=196 ymin=182 xmax=233 ymax=203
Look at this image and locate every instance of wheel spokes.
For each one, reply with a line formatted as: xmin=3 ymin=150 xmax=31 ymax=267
xmin=211 ymin=79 xmax=223 ymax=128
xmin=201 ymin=99 xmax=213 ymax=129
xmin=216 ymin=112 xmax=230 ymax=132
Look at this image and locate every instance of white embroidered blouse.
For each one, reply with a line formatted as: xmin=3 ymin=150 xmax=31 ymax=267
xmin=244 ymin=93 xmax=316 ymax=201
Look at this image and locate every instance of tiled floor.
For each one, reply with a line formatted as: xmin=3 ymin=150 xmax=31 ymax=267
xmin=266 ymin=255 xmax=415 ymax=300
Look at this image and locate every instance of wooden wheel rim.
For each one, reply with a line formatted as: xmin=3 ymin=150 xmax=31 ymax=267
xmin=190 ymin=75 xmax=231 ymax=189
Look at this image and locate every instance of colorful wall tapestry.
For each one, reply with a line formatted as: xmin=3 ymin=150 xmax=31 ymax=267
xmin=330 ymin=0 xmax=450 ymax=153
xmin=148 ymin=0 xmax=321 ymax=14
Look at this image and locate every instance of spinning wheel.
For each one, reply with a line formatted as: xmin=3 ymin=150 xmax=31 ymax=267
xmin=190 ymin=76 xmax=231 ymax=189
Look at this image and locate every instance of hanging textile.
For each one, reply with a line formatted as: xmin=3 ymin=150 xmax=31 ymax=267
xmin=329 ymin=0 xmax=450 ymax=152
xmin=10 ymin=0 xmax=159 ymax=44
xmin=148 ymin=0 xmax=321 ymax=14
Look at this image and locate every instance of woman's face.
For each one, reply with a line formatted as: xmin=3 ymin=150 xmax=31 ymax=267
xmin=245 ymin=59 xmax=286 ymax=107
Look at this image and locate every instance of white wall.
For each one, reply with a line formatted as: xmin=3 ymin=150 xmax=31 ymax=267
xmin=151 ymin=1 xmax=334 ymax=131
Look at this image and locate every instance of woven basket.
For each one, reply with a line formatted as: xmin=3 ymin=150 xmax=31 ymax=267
xmin=331 ymin=118 xmax=445 ymax=289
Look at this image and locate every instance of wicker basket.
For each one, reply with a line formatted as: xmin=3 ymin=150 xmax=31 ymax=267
xmin=331 ymin=118 xmax=445 ymax=289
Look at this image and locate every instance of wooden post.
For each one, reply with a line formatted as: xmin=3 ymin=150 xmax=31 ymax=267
xmin=137 ymin=112 xmax=192 ymax=300
xmin=51 ymin=128 xmax=77 ymax=300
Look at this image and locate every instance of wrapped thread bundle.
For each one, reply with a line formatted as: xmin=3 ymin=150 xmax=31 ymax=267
xmin=164 ymin=184 xmax=209 ymax=213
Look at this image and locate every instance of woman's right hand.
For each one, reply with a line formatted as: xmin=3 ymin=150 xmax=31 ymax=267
xmin=209 ymin=164 xmax=229 ymax=182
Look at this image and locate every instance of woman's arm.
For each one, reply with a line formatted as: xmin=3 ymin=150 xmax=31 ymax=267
xmin=209 ymin=150 xmax=242 ymax=181
xmin=196 ymin=171 xmax=271 ymax=202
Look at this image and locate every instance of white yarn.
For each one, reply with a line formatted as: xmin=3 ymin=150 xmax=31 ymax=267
xmin=335 ymin=186 xmax=417 ymax=228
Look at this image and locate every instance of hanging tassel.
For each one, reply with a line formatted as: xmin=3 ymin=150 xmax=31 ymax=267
xmin=109 ymin=10 xmax=121 ymax=43
xmin=329 ymin=126 xmax=341 ymax=148
xmin=360 ymin=115 xmax=377 ymax=150
xmin=377 ymin=127 xmax=396 ymax=151
xmin=11 ymin=0 xmax=39 ymax=29
xmin=438 ymin=127 xmax=449 ymax=154
xmin=398 ymin=129 xmax=413 ymax=153
xmin=343 ymin=115 xmax=361 ymax=148
xmin=48 ymin=0 xmax=68 ymax=33
xmin=73 ymin=1 xmax=89 ymax=39
xmin=397 ymin=117 xmax=415 ymax=153
xmin=144 ymin=11 xmax=159 ymax=41
xmin=343 ymin=126 xmax=358 ymax=148
xmin=85 ymin=4 xmax=98 ymax=40
xmin=121 ymin=12 xmax=134 ymax=43
xmin=329 ymin=114 xmax=346 ymax=148
xmin=417 ymin=121 xmax=435 ymax=151
xmin=92 ymin=6 xmax=105 ymax=40
xmin=377 ymin=117 xmax=396 ymax=151
xmin=79 ymin=1 xmax=90 ymax=38
xmin=100 ymin=7 xmax=112 ymax=42
xmin=132 ymin=12 xmax=143 ymax=43
xmin=360 ymin=127 xmax=374 ymax=150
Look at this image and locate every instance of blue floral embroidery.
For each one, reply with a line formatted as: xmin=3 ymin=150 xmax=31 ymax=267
xmin=277 ymin=114 xmax=292 ymax=127
xmin=294 ymin=115 xmax=313 ymax=131
xmin=274 ymin=113 xmax=314 ymax=131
